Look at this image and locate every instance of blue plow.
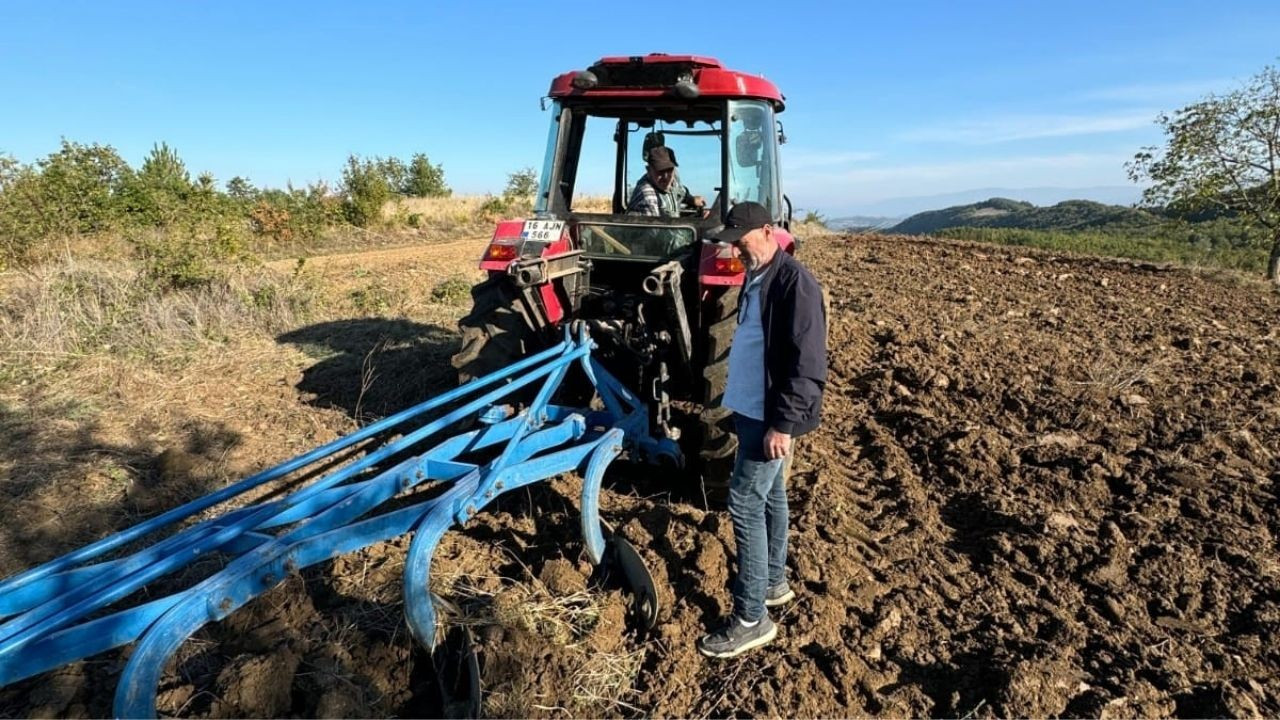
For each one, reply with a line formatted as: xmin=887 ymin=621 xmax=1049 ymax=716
xmin=0 ymin=326 xmax=674 ymax=717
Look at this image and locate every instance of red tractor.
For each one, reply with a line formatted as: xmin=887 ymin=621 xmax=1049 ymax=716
xmin=452 ymin=54 xmax=795 ymax=495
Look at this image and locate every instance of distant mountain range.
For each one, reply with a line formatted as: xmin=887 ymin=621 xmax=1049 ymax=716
xmin=888 ymin=197 xmax=1156 ymax=235
xmin=830 ymin=185 xmax=1142 ymax=219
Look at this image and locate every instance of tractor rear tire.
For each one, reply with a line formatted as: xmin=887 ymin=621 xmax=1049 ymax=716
xmin=698 ymin=287 xmax=740 ymax=501
xmin=451 ymin=277 xmax=538 ymax=386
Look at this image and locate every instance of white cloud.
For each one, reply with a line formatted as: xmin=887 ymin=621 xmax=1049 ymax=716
xmin=897 ymin=112 xmax=1156 ymax=144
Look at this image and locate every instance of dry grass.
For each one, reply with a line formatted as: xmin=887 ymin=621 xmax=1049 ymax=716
xmin=0 ymin=257 xmax=319 ymax=383
xmin=388 ymin=196 xmax=514 ymax=225
xmin=570 ymin=196 xmax=613 ymax=214
xmin=1074 ymin=356 xmax=1165 ymax=393
xmin=570 ymin=645 xmax=645 ymax=713
xmin=438 ymin=565 xmax=645 ymax=715
xmin=0 ymin=339 xmax=357 ymax=574
xmin=390 ymin=194 xmax=613 ymax=222
xmin=792 ymin=218 xmax=841 ymax=238
xmin=446 ymin=577 xmax=600 ymax=646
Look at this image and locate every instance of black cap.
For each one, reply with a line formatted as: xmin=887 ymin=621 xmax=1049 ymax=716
xmin=714 ymin=201 xmax=773 ymax=244
xmin=647 ymin=145 xmax=677 ymax=171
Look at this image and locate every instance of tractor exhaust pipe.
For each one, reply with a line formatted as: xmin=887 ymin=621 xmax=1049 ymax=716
xmin=642 ymin=261 xmax=693 ymax=365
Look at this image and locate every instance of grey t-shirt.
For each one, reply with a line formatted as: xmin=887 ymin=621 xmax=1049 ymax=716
xmin=723 ymin=269 xmax=766 ymax=420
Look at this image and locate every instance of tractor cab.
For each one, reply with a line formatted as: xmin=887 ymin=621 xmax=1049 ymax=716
xmin=535 ymin=54 xmax=790 ymax=268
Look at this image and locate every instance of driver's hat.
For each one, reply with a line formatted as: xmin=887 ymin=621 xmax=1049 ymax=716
xmin=647 ymin=146 xmax=678 ymax=172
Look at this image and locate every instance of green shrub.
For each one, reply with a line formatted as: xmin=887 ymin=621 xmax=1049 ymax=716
xmin=0 ymin=158 xmax=44 ymax=268
xmin=0 ymin=140 xmax=451 ymax=264
xmin=35 ymin=141 xmax=132 ymax=234
xmin=341 ymin=155 xmax=396 ymax=227
xmin=477 ymin=194 xmax=511 ymax=220
xmin=251 ymin=183 xmax=340 ymax=247
xmin=120 ymin=142 xmax=196 ymax=227
xmin=130 ymin=215 xmax=252 ymax=291
xmin=504 ymin=167 xmax=538 ymax=199
xmin=226 ymin=176 xmax=258 ymax=204
xmin=340 ymin=152 xmax=452 ymax=226
xmin=801 ymin=209 xmax=827 ymax=226
xmin=430 ymin=274 xmax=472 ymax=304
xmin=0 ymin=142 xmax=131 ymax=266
xmin=348 ymin=280 xmax=405 ymax=314
xmin=937 ymin=225 xmax=1270 ymax=273
xmin=404 ymin=153 xmax=450 ymax=197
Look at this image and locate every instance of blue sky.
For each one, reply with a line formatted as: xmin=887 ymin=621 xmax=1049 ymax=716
xmin=2 ymin=1 xmax=1277 ymax=215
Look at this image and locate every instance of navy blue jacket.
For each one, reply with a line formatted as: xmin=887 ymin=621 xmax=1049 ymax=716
xmin=740 ymin=249 xmax=828 ymax=436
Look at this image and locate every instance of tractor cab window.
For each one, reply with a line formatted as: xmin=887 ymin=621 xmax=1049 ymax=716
xmin=577 ymin=222 xmax=696 ymax=258
xmin=536 ymin=104 xmax=615 ymax=214
xmin=726 ymin=99 xmax=781 ymax=218
xmin=534 ymin=101 xmax=561 ymax=214
xmin=538 ymin=100 xmax=782 ymax=228
xmin=539 ymin=103 xmax=726 ymax=218
xmin=568 ymin=112 xmax=617 ymax=213
xmin=623 ymin=120 xmax=721 ymax=217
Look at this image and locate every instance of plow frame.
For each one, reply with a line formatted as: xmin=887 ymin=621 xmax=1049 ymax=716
xmin=0 ymin=325 xmax=670 ymax=718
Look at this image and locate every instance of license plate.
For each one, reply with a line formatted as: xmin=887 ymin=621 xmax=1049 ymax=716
xmin=520 ymin=220 xmax=565 ymax=242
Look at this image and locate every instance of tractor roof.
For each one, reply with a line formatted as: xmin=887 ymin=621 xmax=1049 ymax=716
xmin=548 ymin=54 xmax=785 ymax=111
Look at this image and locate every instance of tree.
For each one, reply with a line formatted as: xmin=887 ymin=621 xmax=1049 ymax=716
xmin=1129 ymin=65 xmax=1280 ymax=284
xmin=403 ymin=153 xmax=450 ymax=197
xmin=503 ymin=166 xmax=538 ymax=199
xmin=32 ymin=140 xmax=131 ymax=234
xmin=341 ymin=154 xmax=395 ymax=227
xmin=0 ymin=142 xmax=131 ymax=265
xmin=226 ymin=176 xmax=258 ymax=203
xmin=122 ymin=142 xmax=195 ymax=226
xmin=379 ymin=156 xmax=409 ymax=196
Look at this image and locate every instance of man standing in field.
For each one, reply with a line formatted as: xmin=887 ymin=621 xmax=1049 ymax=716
xmin=698 ymin=201 xmax=828 ymax=658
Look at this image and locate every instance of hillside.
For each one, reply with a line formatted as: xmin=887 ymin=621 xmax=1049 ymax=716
xmin=836 ymin=186 xmax=1143 ymax=219
xmin=889 ymin=197 xmax=1158 ymax=235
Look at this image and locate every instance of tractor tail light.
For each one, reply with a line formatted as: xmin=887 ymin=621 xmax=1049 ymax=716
xmin=484 ymin=242 xmax=518 ymax=262
xmin=706 ymin=243 xmax=745 ymax=276
xmin=713 ymin=256 xmax=745 ymax=274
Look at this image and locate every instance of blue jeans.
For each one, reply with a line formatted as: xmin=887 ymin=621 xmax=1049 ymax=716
xmin=728 ymin=414 xmax=790 ymax=622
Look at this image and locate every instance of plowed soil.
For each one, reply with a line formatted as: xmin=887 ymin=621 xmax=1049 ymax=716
xmin=5 ymin=234 xmax=1279 ymax=718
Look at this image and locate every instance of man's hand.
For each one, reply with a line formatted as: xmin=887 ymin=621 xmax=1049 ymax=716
xmin=688 ymin=195 xmax=711 ymax=218
xmin=764 ymin=429 xmax=792 ymax=460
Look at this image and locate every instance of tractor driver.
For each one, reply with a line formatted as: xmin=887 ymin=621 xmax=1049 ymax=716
xmin=626 ymin=146 xmax=707 ymax=218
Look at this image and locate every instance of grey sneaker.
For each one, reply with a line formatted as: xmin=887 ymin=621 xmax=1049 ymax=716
xmin=697 ymin=616 xmax=777 ymax=658
xmin=765 ymin=581 xmax=796 ymax=608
